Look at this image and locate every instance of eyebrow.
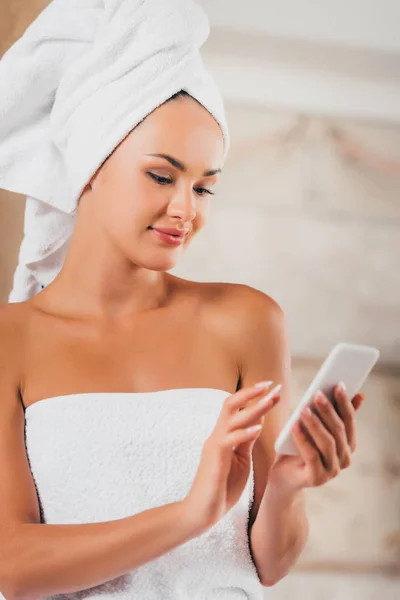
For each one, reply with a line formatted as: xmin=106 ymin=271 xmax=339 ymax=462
xmin=145 ymin=153 xmax=221 ymax=176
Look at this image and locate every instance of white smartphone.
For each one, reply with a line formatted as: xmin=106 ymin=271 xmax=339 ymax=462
xmin=274 ymin=342 xmax=380 ymax=456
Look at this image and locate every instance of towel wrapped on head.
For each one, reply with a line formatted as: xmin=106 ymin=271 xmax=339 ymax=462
xmin=0 ymin=0 xmax=230 ymax=302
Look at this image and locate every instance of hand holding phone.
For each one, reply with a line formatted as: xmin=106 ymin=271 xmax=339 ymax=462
xmin=274 ymin=343 xmax=380 ymax=456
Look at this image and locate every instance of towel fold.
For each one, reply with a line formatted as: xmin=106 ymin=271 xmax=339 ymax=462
xmin=0 ymin=0 xmax=230 ymax=302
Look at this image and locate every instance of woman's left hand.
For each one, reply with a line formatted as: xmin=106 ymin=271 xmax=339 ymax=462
xmin=268 ymin=382 xmax=365 ymax=493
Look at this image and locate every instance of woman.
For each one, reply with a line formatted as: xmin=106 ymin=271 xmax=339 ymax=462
xmin=0 ymin=2 xmax=364 ymax=599
xmin=0 ymin=87 xmax=364 ymax=600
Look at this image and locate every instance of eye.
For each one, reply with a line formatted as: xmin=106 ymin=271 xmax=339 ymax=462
xmin=147 ymin=172 xmax=215 ymax=197
xmin=147 ymin=173 xmax=172 ymax=185
xmin=194 ymin=187 xmax=215 ymax=197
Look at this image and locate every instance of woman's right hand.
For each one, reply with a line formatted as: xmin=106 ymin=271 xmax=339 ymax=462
xmin=184 ymin=381 xmax=282 ymax=529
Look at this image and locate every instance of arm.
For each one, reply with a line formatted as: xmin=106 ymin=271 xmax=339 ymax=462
xmin=6 ymin=500 xmax=206 ymax=600
xmin=249 ymin=481 xmax=308 ymax=586
xmin=0 ymin=307 xmax=209 ymax=600
xmin=230 ymin=286 xmax=309 ymax=586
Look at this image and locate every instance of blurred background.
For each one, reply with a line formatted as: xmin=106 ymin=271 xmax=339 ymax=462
xmin=1 ymin=1 xmax=399 ymax=598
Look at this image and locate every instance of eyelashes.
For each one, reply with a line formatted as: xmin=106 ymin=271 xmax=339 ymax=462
xmin=147 ymin=172 xmax=215 ymax=197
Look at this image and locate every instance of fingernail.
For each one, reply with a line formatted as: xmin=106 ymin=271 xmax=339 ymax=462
xmin=338 ymin=381 xmax=347 ymax=393
xmin=254 ymin=380 xmax=273 ymax=389
xmin=269 ymin=383 xmax=282 ymax=396
xmin=315 ymin=390 xmax=327 ymax=405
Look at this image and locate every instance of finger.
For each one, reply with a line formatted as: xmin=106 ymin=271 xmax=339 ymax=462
xmin=348 ymin=393 xmax=364 ymax=451
xmin=291 ymin=422 xmax=326 ymax=485
xmin=352 ymin=393 xmax=364 ymax=412
xmin=229 ymin=384 xmax=282 ymax=431
xmin=227 ymin=423 xmax=262 ymax=456
xmin=334 ymin=383 xmax=357 ymax=452
xmin=300 ymin=406 xmax=339 ymax=473
xmin=313 ymin=391 xmax=351 ymax=468
xmin=227 ymin=381 xmax=274 ymax=414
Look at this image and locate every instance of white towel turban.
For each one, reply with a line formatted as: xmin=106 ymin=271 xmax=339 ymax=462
xmin=0 ymin=0 xmax=230 ymax=303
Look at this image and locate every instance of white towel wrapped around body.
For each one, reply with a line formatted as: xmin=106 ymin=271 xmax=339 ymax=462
xmin=22 ymin=389 xmax=264 ymax=599
xmin=0 ymin=0 xmax=230 ymax=302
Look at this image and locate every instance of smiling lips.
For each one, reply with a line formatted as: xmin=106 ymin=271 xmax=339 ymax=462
xmin=149 ymin=227 xmax=186 ymax=246
xmin=150 ymin=226 xmax=186 ymax=238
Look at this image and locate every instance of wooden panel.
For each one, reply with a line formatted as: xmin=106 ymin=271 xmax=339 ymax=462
xmin=0 ymin=1 xmax=51 ymax=57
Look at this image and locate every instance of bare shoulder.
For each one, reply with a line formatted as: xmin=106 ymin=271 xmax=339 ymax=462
xmin=0 ymin=302 xmax=42 ymax=549
xmin=0 ymin=301 xmax=27 ymax=338
xmin=224 ymin=283 xmax=285 ymax=344
xmin=194 ymin=280 xmax=285 ymax=353
xmin=0 ymin=302 xmax=27 ymax=387
xmin=196 ymin=280 xmax=284 ymax=324
xmin=222 ymin=282 xmax=282 ymax=314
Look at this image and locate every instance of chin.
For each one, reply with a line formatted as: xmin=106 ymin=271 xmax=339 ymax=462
xmin=138 ymin=256 xmax=181 ymax=271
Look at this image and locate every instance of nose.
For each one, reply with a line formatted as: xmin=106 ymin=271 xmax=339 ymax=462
xmin=167 ymin=188 xmax=197 ymax=222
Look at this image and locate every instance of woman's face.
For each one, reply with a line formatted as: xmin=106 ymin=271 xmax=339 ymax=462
xmin=80 ymin=95 xmax=225 ymax=272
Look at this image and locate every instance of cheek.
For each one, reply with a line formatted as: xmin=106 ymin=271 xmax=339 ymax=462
xmin=98 ymin=173 xmax=153 ymax=233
